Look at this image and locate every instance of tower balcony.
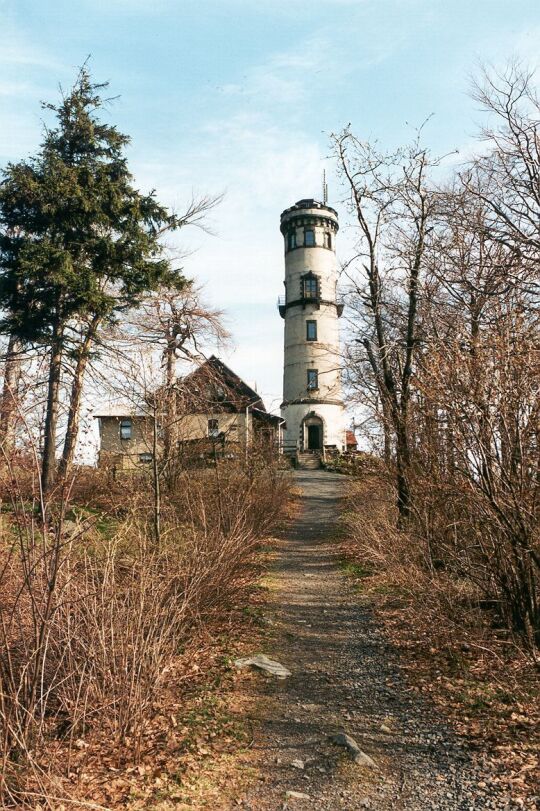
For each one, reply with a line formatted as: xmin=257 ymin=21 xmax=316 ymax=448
xmin=277 ymin=295 xmax=344 ymax=318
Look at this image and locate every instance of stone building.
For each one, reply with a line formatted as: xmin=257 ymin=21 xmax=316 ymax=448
xmin=278 ymin=198 xmax=346 ymax=462
xmin=95 ymin=356 xmax=283 ymax=470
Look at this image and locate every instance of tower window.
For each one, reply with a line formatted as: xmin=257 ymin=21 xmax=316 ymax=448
xmin=303 ymin=275 xmax=318 ymax=299
xmin=287 ymin=231 xmax=297 ymax=250
xmin=306 ymin=320 xmax=317 ymax=341
xmin=207 ymin=418 xmax=219 ymax=438
xmin=324 ymin=232 xmax=331 ymax=249
xmin=304 ymin=229 xmax=315 ymax=247
xmin=307 ymin=369 xmax=318 ymax=391
xmin=119 ymin=419 xmax=132 ymax=440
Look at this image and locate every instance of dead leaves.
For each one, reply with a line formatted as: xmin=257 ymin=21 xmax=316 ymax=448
xmin=344 ymin=560 xmax=540 ymax=807
xmin=20 ymin=607 xmax=265 ymax=810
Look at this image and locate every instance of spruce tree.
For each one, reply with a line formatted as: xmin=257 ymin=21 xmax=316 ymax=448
xmin=0 ymin=67 xmax=184 ymax=492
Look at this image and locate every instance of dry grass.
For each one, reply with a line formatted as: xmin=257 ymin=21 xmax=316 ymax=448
xmin=341 ymin=467 xmax=539 ymax=806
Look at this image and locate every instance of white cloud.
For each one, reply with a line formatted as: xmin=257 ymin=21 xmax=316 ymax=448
xmin=218 ymin=35 xmax=332 ymax=106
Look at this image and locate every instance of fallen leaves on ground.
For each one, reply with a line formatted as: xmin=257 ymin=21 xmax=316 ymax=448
xmin=340 ymin=537 xmax=539 ymax=808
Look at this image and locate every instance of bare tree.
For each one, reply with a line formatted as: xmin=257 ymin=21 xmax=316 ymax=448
xmin=464 ymin=61 xmax=540 ymax=282
xmin=125 ymin=283 xmax=229 ymax=474
xmin=57 ymin=191 xmax=222 ymax=482
xmin=333 ymin=127 xmax=437 ymax=519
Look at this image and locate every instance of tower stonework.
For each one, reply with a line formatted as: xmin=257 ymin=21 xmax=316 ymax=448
xmin=279 ymin=198 xmax=346 ymax=455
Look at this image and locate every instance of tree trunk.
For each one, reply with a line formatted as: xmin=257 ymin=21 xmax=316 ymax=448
xmin=41 ymin=320 xmax=64 ymax=495
xmin=381 ymin=394 xmax=393 ymax=466
xmin=162 ymin=336 xmax=176 ymax=477
xmin=152 ymin=406 xmax=161 ymax=546
xmin=395 ymin=420 xmax=411 ymax=521
xmin=0 ymin=333 xmax=23 ymax=456
xmin=59 ymin=317 xmax=100 ymax=479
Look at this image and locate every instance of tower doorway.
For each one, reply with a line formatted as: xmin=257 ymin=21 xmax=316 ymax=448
xmin=303 ymin=414 xmax=323 ymax=451
xmin=307 ymin=424 xmax=321 ymax=450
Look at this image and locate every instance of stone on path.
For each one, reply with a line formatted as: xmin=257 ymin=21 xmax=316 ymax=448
xmin=234 ymin=654 xmax=291 ymax=679
xmin=285 ymin=790 xmax=310 ymax=800
xmin=330 ymin=732 xmax=378 ymax=768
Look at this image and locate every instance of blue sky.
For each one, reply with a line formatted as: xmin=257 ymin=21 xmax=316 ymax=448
xmin=1 ymin=0 xmax=539 ymax=416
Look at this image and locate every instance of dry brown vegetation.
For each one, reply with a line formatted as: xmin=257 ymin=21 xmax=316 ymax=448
xmin=0 ymin=456 xmax=289 ymax=808
xmin=341 ymin=457 xmax=539 ymax=805
xmin=336 ymin=63 xmax=540 ymax=665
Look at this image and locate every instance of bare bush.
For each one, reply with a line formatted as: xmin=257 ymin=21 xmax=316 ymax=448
xmin=0 ymin=454 xmax=289 ymax=807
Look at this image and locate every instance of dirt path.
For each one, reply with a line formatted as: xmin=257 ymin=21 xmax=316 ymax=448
xmin=238 ymin=470 xmax=518 ymax=811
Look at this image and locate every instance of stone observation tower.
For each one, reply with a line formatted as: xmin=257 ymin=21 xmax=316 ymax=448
xmin=278 ymin=198 xmax=346 ymax=459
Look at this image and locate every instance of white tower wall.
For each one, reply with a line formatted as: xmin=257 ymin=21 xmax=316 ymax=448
xmin=279 ymin=199 xmax=346 ymax=453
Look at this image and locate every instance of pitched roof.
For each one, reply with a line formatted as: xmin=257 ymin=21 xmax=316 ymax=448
xmin=93 ymin=407 xmax=148 ymax=418
xmin=251 ymin=407 xmax=283 ymax=426
xmin=179 ymin=356 xmax=265 ymax=412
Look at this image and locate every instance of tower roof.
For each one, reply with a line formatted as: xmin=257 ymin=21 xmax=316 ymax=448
xmin=280 ymin=198 xmax=338 ymax=233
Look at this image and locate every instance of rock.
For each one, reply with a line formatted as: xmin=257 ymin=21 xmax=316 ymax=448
xmin=330 ymin=732 xmax=378 ymax=768
xmin=234 ymin=654 xmax=291 ymax=678
xmin=285 ymin=790 xmax=310 ymax=800
xmin=61 ymin=520 xmax=81 ymax=537
xmin=380 ymin=724 xmax=392 ymax=733
xmin=291 ymin=759 xmax=305 ymax=770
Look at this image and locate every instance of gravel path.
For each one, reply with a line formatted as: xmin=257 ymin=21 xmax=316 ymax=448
xmin=239 ymin=470 xmax=521 ymax=810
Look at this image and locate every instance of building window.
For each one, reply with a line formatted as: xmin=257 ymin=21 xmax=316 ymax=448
xmin=307 ymin=369 xmax=318 ymax=391
xmin=304 ymin=229 xmax=315 ymax=247
xmin=306 ymin=320 xmax=317 ymax=341
xmin=208 ymin=418 xmax=219 ymax=438
xmin=119 ymin=419 xmax=132 ymax=440
xmin=139 ymin=452 xmax=153 ymax=464
xmin=324 ymin=232 xmax=331 ymax=249
xmin=303 ymin=275 xmax=318 ymax=299
xmin=287 ymin=231 xmax=296 ymax=250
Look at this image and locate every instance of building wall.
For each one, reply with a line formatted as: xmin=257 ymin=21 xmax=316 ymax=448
xmin=174 ymin=412 xmax=248 ymax=443
xmin=97 ymin=416 xmax=154 ymax=469
xmin=97 ymin=411 xmax=267 ymax=468
xmin=283 ymin=402 xmax=346 ymax=452
xmin=282 ymin=302 xmax=341 ymax=403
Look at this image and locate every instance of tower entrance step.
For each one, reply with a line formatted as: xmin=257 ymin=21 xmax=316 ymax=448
xmin=296 ymin=451 xmax=322 ymax=470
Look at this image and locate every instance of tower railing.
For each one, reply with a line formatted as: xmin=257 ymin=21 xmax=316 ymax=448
xmin=277 ymin=294 xmax=345 ymax=318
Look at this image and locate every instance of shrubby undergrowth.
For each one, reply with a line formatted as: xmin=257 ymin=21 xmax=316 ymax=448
xmin=0 ymin=457 xmax=289 ymax=807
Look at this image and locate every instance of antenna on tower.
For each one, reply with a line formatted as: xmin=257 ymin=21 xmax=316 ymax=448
xmin=322 ymin=170 xmax=328 ymax=205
